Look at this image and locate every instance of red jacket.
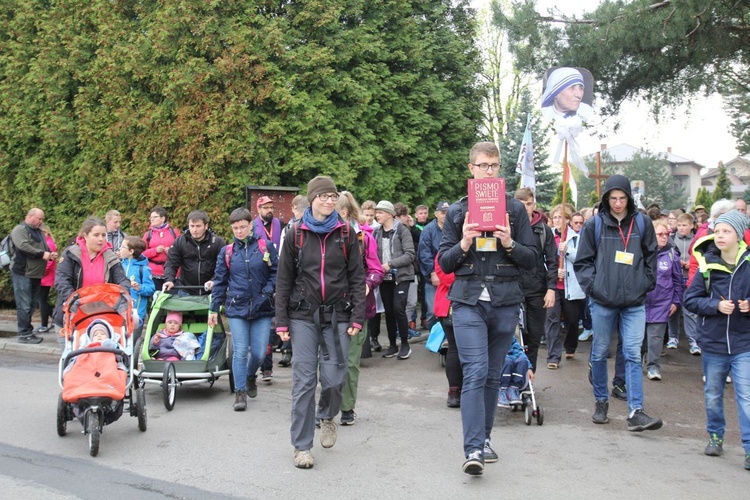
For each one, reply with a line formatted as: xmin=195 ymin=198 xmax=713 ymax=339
xmin=142 ymin=224 xmax=180 ymax=278
xmin=433 ymin=254 xmax=455 ymax=318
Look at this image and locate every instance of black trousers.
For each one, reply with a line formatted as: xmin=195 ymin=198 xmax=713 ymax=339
xmin=380 ymin=280 xmax=410 ymax=345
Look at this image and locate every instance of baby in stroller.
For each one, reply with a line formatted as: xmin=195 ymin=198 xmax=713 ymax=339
xmin=62 ymin=319 xmax=128 ymax=423
xmin=497 ymin=337 xmax=534 ymax=408
xmin=149 ymin=311 xmax=200 ymax=360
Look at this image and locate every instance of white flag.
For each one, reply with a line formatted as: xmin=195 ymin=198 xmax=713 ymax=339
xmin=515 ymin=114 xmax=535 ymax=191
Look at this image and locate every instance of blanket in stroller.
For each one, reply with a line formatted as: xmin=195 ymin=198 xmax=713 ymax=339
xmin=62 ymin=341 xmax=127 ymax=403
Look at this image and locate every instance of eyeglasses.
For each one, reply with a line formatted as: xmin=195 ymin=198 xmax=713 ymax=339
xmin=471 ymin=163 xmax=500 ymax=172
xmin=655 ymin=232 xmax=670 ymax=237
xmin=317 ymin=193 xmax=340 ymax=202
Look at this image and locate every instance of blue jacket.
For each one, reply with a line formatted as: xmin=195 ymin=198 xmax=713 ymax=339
xmin=645 ymin=243 xmax=682 ymax=323
xmin=683 ymin=236 xmax=750 ymax=355
xmin=417 ymin=219 xmax=443 ymax=277
xmin=562 ymin=227 xmax=585 ymax=301
xmin=121 ymin=256 xmax=155 ymax=324
xmin=210 ymin=236 xmax=278 ymax=319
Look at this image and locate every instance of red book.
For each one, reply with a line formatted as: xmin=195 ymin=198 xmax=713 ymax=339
xmin=467 ymin=178 xmax=507 ymax=231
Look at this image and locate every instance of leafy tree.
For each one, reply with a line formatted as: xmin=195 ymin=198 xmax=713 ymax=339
xmin=587 ymin=191 xmax=600 ymax=207
xmin=619 ymin=151 xmax=686 ymax=210
xmin=501 ymin=0 xmax=750 ymax=154
xmin=0 ymin=0 xmax=484 ymax=301
xmin=694 ymin=187 xmax=713 ymax=210
xmin=550 ymin=180 xmax=574 ymax=207
xmin=713 ymin=163 xmax=732 ymax=202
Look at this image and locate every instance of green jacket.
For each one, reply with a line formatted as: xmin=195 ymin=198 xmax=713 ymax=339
xmin=10 ymin=223 xmax=48 ymax=279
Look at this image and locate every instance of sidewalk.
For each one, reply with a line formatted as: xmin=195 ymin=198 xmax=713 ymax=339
xmin=0 ymin=310 xmax=429 ymax=360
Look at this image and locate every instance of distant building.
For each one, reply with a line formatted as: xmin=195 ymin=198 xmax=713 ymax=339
xmin=701 ymin=158 xmax=749 ymax=198
xmin=588 ymin=143 xmax=703 ymax=203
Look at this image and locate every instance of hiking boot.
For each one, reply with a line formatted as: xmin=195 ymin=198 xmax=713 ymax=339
xmin=370 ymin=338 xmax=382 ymax=352
xmin=320 ymin=418 xmax=337 ymax=448
xmin=483 ymin=439 xmax=498 ymax=463
xmin=246 ymin=377 xmax=258 ymax=398
xmin=18 ymin=334 xmax=43 ymax=344
xmin=627 ymin=409 xmax=663 ymax=431
xmin=383 ymin=345 xmax=398 ymax=358
xmin=261 ymin=370 xmax=273 ymax=382
xmin=704 ymin=433 xmax=724 ymax=456
xmin=278 ymin=352 xmax=292 ymax=367
xmin=666 ymin=338 xmax=678 ymax=349
xmin=507 ymin=387 xmax=522 ymax=406
xmin=397 ymin=343 xmax=412 ymax=359
xmin=497 ymin=388 xmax=510 ymax=408
xmin=421 ymin=318 xmax=428 ymax=330
xmin=647 ymin=368 xmax=662 ymax=381
xmin=611 ymin=383 xmax=627 ymax=401
xmin=592 ymin=400 xmax=609 ymax=424
xmin=233 ymin=390 xmax=247 ymax=411
xmin=293 ymin=449 xmax=314 ymax=469
xmin=340 ymin=409 xmax=356 ymax=426
xmin=462 ymin=450 xmax=484 ymax=475
xmin=448 ymin=387 xmax=461 ymax=408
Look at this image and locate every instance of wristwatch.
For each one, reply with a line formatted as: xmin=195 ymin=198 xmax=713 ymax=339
xmin=505 ymin=240 xmax=516 ymax=253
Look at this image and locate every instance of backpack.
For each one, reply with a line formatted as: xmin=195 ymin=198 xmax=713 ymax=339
xmin=292 ymin=221 xmax=351 ymax=270
xmin=146 ymin=226 xmax=177 ymax=244
xmin=224 ymin=238 xmax=269 ymax=269
xmin=0 ymin=234 xmax=14 ymax=270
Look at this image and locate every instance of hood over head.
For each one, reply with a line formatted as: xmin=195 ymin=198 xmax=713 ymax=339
xmin=601 ymin=174 xmax=635 ymax=218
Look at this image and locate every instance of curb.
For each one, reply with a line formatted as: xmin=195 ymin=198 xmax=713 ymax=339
xmin=0 ymin=338 xmax=61 ymax=359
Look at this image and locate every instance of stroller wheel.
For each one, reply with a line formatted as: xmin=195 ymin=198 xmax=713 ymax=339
xmin=524 ymin=405 xmax=532 ymax=426
xmin=136 ymin=387 xmax=147 ymax=432
xmin=228 ymin=365 xmax=235 ymax=393
xmin=162 ymin=362 xmax=177 ymax=411
xmin=56 ymin=393 xmax=68 ymax=437
xmin=87 ymin=412 xmax=101 ymax=457
xmin=536 ymin=405 xmax=544 ymax=426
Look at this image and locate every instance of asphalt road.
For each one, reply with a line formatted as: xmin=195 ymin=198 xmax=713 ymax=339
xmin=0 ymin=338 xmax=747 ymax=499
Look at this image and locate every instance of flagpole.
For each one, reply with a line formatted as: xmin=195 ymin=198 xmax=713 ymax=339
xmin=558 ymin=141 xmax=569 ymax=281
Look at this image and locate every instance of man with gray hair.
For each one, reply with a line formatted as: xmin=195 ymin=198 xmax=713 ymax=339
xmin=10 ymin=208 xmax=57 ymax=344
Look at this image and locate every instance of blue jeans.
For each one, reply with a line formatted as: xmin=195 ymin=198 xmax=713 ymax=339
xmin=591 ymin=303 xmax=646 ymax=413
xmin=228 ymin=316 xmax=272 ymax=391
xmin=11 ymin=272 xmax=40 ymax=338
xmin=702 ymin=350 xmax=750 ymax=453
xmin=453 ymin=301 xmax=518 ymax=455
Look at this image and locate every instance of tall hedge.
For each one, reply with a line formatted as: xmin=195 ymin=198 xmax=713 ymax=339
xmin=0 ymin=0 xmax=484 ymax=302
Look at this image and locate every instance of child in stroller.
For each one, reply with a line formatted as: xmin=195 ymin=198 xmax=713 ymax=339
xmin=62 ymin=319 xmax=128 ymax=421
xmin=149 ymin=311 xmax=200 ymax=360
xmin=497 ymin=337 xmax=533 ymax=408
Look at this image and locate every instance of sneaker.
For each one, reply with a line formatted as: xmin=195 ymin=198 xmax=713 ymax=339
xmin=690 ymin=344 xmax=702 ymax=355
xmin=666 ymin=339 xmax=678 ymax=349
xmin=233 ymin=390 xmax=247 ymax=411
xmin=704 ymin=433 xmax=724 ymax=456
xmin=320 ymin=418 xmax=337 ymax=448
xmin=407 ymin=328 xmax=421 ymax=339
xmin=483 ymin=439 xmax=498 ymax=463
xmin=17 ymin=334 xmax=43 ymax=344
xmin=370 ymin=338 xmax=382 ymax=352
xmin=540 ymin=335 xmax=547 ymax=346
xmin=34 ymin=325 xmax=50 ymax=334
xmin=592 ymin=400 xmax=609 ymax=424
xmin=745 ymin=452 xmax=750 ymax=471
xmin=261 ymin=370 xmax=273 ymax=382
xmin=497 ymin=389 xmax=510 ymax=408
xmin=462 ymin=450 xmax=484 ymax=475
xmin=627 ymin=409 xmax=663 ymax=431
xmin=448 ymin=387 xmax=461 ymax=408
xmin=383 ymin=345 xmax=398 ymax=358
xmin=727 ymin=375 xmax=733 ymax=384
xmin=340 ymin=409 xmax=356 ymax=426
xmin=611 ymin=383 xmax=627 ymax=401
xmin=507 ymin=387 xmax=522 ymax=406
xmin=647 ymin=368 xmax=662 ymax=381
xmin=246 ymin=377 xmax=258 ymax=398
xmin=397 ymin=343 xmax=411 ymax=359
xmin=293 ymin=449 xmax=314 ymax=469
xmin=278 ymin=352 xmax=292 ymax=367
xmin=578 ymin=329 xmax=593 ymax=341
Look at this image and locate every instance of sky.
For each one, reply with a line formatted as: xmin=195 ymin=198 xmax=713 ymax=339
xmin=473 ymin=0 xmax=741 ymax=169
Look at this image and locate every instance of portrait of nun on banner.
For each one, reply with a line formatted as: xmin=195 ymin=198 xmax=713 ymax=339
xmin=541 ymin=66 xmax=595 ymax=178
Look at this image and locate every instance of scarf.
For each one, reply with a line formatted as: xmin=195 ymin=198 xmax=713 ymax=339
xmin=302 ymin=207 xmax=340 ymax=235
xmin=76 ymin=236 xmax=108 ymax=287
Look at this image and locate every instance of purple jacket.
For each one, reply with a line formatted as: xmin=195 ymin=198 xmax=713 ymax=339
xmin=645 ymin=243 xmax=682 ymax=323
xmin=361 ymin=224 xmax=385 ymax=319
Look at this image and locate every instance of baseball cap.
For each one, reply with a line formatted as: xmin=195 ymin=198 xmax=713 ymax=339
xmin=256 ymin=196 xmax=273 ymax=208
xmin=435 ymin=201 xmax=450 ymax=211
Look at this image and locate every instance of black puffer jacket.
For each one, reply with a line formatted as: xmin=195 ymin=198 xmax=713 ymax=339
xmin=163 ymin=229 xmax=226 ymax=294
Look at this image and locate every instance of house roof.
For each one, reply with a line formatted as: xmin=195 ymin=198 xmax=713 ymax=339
xmin=701 ymin=168 xmax=745 ymax=185
xmin=589 ymin=143 xmax=701 ymax=166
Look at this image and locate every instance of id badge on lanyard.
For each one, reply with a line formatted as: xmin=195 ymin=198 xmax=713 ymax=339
xmin=615 ymin=218 xmax=635 ymax=266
